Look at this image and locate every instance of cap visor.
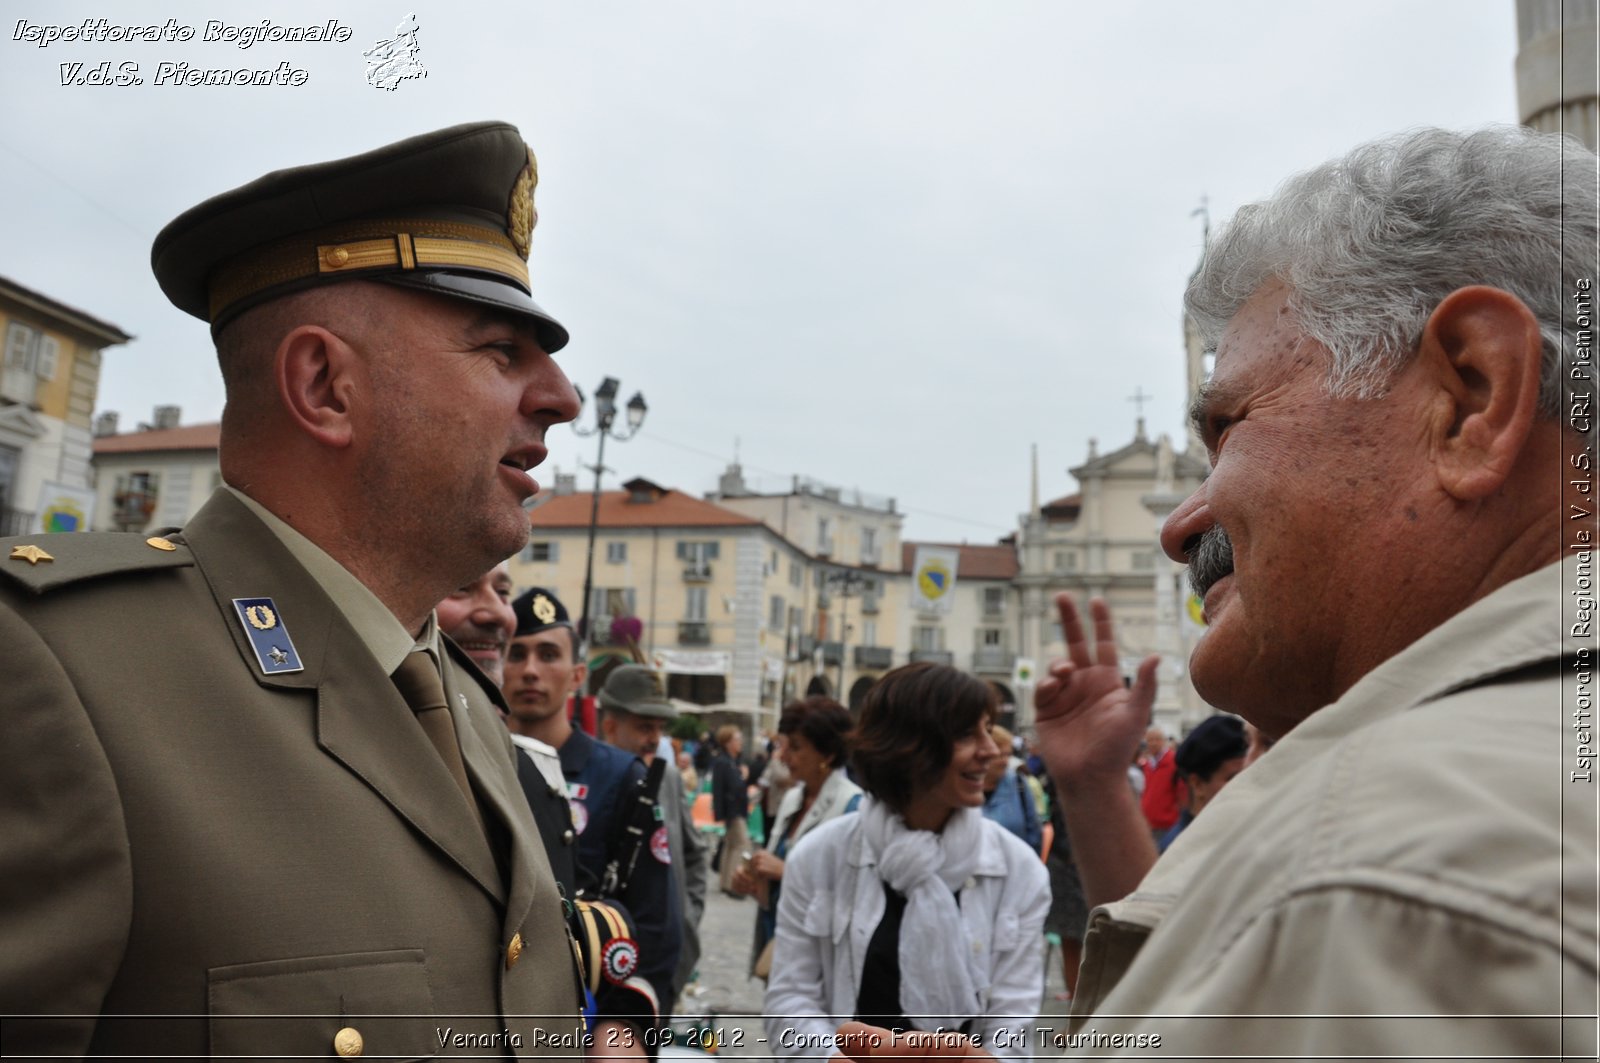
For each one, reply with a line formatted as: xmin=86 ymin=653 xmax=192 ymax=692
xmin=378 ymin=271 xmax=569 ymax=353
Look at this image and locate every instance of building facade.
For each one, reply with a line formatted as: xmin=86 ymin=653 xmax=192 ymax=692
xmin=1014 ymin=423 xmax=1211 ymax=735
xmin=514 ymin=469 xmax=1034 ymax=733
xmin=0 ymin=276 xmax=130 ymax=534
xmin=1516 ymin=0 xmax=1599 ymax=149
xmin=514 ymin=475 xmax=813 ymax=731
xmin=90 ymin=416 xmax=221 ymax=532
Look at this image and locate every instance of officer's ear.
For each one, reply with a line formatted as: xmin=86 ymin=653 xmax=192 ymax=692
xmin=276 ymin=324 xmax=360 ymax=449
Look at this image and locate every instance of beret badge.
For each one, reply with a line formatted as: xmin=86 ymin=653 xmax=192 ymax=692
xmin=532 ymin=592 xmax=557 ymax=625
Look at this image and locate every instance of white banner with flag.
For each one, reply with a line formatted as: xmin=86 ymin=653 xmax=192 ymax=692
xmin=651 ymin=649 xmax=732 ymax=676
xmin=909 ymin=545 xmax=960 ymax=614
xmin=32 ymin=481 xmax=96 ymax=534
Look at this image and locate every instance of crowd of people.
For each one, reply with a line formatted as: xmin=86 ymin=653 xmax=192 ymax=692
xmin=0 ymin=115 xmax=1593 ymax=1061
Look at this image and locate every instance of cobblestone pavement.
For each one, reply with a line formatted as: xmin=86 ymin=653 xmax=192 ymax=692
xmin=665 ymin=840 xmax=1073 ymax=1060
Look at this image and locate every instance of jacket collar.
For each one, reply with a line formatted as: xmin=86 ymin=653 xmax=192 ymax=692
xmin=179 ymin=488 xmax=507 ymax=903
xmin=1104 ymin=560 xmax=1568 ymax=929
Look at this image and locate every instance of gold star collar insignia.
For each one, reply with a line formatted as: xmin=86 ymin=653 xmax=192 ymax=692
xmin=9 ymin=544 xmax=54 ymax=565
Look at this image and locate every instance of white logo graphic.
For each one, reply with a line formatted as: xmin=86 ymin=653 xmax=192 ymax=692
xmin=364 ymin=13 xmax=426 ymax=91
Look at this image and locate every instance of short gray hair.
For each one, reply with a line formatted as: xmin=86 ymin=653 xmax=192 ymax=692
xmin=1185 ymin=126 xmax=1598 ymax=419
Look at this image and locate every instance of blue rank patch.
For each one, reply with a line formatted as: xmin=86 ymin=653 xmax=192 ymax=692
xmin=232 ymin=597 xmax=304 ymax=675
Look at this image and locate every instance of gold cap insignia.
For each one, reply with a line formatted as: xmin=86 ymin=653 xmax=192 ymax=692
xmin=146 ymin=537 xmax=178 ymax=552
xmin=9 ymin=544 xmax=54 ymax=565
xmin=507 ymin=147 xmax=538 ymax=260
xmin=532 ymin=593 xmax=557 ymax=625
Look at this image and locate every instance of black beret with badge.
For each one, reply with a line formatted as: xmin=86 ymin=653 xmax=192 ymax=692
xmin=512 ymin=586 xmax=572 ymax=638
xmin=150 ymin=120 xmax=567 ymax=351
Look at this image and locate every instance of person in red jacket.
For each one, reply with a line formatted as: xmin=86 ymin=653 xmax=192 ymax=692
xmin=1137 ymin=726 xmax=1185 ymax=836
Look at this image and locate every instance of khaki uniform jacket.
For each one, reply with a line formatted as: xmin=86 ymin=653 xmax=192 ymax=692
xmin=1071 ymin=562 xmax=1598 ymax=1059
xmin=0 ymin=490 xmax=581 ymax=1060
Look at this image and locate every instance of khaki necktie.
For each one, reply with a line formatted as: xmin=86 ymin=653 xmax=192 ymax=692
xmin=392 ymin=650 xmax=486 ymax=835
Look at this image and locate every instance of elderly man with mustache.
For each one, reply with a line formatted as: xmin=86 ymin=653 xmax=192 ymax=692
xmin=835 ymin=125 xmax=1599 ymax=1061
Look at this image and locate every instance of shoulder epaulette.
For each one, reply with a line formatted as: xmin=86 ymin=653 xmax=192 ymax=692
xmin=0 ymin=531 xmax=194 ymax=596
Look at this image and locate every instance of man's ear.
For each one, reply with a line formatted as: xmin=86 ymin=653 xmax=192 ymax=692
xmin=1417 ymin=285 xmax=1544 ymax=501
xmin=276 ymin=325 xmax=361 ymax=449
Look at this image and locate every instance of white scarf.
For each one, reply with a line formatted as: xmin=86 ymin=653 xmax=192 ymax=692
xmin=858 ymin=796 xmax=985 ymax=1030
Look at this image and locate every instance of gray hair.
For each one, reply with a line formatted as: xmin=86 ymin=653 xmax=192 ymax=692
xmin=1185 ymin=126 xmax=1598 ymax=419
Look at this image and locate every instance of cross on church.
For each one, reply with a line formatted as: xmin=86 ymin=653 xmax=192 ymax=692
xmin=1128 ymin=386 xmax=1153 ymax=420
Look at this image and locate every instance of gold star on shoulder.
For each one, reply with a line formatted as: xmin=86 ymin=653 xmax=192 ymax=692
xmin=9 ymin=544 xmax=54 ymax=565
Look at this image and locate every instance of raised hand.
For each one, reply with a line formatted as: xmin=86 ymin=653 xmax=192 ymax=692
xmin=1033 ymin=593 xmax=1159 ymax=797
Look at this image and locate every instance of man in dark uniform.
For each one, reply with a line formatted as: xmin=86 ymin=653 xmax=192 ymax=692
xmin=504 ymin=588 xmax=682 ymax=1038
xmin=0 ymin=122 xmax=585 ymax=1059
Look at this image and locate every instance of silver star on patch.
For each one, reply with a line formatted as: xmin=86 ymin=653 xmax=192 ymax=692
xmin=268 ymin=646 xmax=288 ymax=666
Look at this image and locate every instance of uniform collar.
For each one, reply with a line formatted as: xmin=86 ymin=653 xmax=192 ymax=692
xmin=225 ymin=486 xmax=424 ymax=674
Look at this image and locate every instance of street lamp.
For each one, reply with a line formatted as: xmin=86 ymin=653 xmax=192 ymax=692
xmin=572 ymin=376 xmax=647 ymax=682
xmin=822 ymin=568 xmax=868 ymax=702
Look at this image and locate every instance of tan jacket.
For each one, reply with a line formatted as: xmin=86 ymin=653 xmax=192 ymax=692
xmin=1072 ymin=562 xmax=1597 ymax=1058
xmin=0 ymin=490 xmax=581 ymax=1060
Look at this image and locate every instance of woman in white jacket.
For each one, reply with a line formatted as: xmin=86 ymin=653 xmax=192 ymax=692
xmin=731 ymin=696 xmax=862 ymax=972
xmin=764 ymin=663 xmax=1050 ymax=1059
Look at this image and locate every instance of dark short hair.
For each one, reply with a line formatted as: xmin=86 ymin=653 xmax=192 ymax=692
xmin=778 ymin=696 xmax=853 ymax=769
xmin=1175 ymin=714 xmax=1249 ymax=783
xmin=850 ymin=662 xmax=996 ymax=813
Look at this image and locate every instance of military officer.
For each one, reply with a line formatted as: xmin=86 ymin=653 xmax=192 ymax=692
xmin=504 ymin=590 xmax=683 ymax=1028
xmin=0 ymin=123 xmax=585 ymax=1059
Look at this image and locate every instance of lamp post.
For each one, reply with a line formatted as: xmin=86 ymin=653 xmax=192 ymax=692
xmin=823 ymin=568 xmax=867 ymax=702
xmin=571 ymin=376 xmax=647 ymax=689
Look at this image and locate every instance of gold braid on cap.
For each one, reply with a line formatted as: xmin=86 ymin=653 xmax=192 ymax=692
xmin=206 ymin=217 xmax=530 ymax=323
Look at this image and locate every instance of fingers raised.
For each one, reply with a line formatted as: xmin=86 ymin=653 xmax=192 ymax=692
xmin=1056 ymin=592 xmax=1091 ymax=669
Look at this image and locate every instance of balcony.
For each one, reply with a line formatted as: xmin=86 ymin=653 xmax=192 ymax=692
xmin=853 ymin=645 xmax=893 ymax=670
xmin=682 ymin=562 xmax=712 ymax=582
xmin=819 ymin=640 xmax=844 ymax=666
xmin=678 ymin=620 xmax=711 ymax=645
xmin=909 ymin=649 xmax=953 ymax=666
xmin=972 ymin=648 xmax=1016 ymax=673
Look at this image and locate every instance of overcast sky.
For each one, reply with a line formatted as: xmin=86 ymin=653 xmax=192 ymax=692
xmin=0 ymin=1 xmax=1520 ymax=543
